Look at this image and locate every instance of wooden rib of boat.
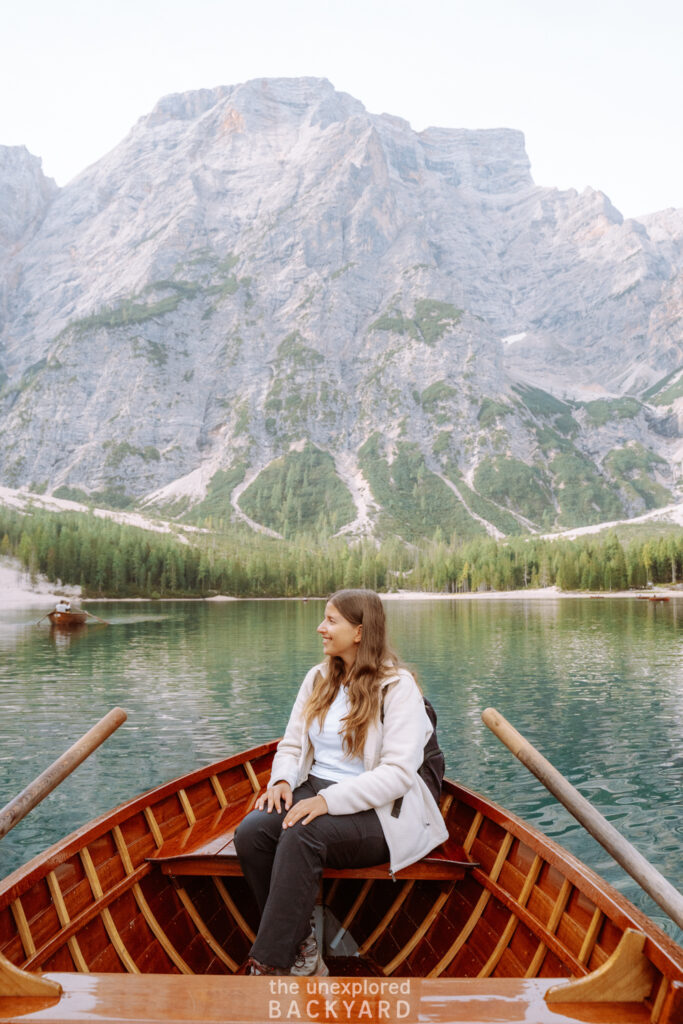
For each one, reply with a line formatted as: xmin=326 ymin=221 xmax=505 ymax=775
xmin=1 ymin=741 xmax=682 ymax=1023
xmin=47 ymin=610 xmax=89 ymax=628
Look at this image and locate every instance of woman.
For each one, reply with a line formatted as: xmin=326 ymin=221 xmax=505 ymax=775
xmin=234 ymin=589 xmax=448 ymax=976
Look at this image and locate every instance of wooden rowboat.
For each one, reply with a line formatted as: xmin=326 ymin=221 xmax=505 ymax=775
xmin=1 ymin=741 xmax=682 ymax=1023
xmin=47 ymin=610 xmax=89 ymax=628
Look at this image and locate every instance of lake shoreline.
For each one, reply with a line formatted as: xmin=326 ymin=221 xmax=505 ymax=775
xmin=1 ymin=560 xmax=678 ymax=609
xmin=0 ymin=560 xmax=81 ymax=609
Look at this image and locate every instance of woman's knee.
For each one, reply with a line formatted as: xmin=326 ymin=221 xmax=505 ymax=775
xmin=234 ymin=808 xmax=280 ymax=856
xmin=276 ymin=819 xmax=328 ymax=859
xmin=277 ymin=812 xmax=388 ymax=870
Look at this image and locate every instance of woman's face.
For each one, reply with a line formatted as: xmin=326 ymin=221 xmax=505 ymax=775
xmin=317 ymin=602 xmax=361 ymax=667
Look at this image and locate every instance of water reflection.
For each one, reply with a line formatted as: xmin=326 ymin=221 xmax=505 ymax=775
xmin=0 ymin=596 xmax=681 ymax=943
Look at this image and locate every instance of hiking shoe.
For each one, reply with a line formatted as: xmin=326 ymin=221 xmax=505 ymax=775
xmin=290 ymin=931 xmax=329 ymax=976
xmin=247 ymin=957 xmax=289 ymax=976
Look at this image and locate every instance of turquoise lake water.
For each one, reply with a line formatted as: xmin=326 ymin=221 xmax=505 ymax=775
xmin=0 ymin=596 xmax=681 ymax=943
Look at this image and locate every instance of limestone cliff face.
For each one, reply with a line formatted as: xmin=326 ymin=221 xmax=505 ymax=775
xmin=0 ymin=146 xmax=57 ymax=250
xmin=0 ymin=79 xmax=680 ymax=539
xmin=0 ymin=147 xmax=58 ymax=355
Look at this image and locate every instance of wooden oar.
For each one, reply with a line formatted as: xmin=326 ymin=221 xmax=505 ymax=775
xmin=84 ymin=610 xmax=110 ymax=625
xmin=0 ymin=707 xmax=127 ymax=841
xmin=482 ymin=707 xmax=683 ymax=931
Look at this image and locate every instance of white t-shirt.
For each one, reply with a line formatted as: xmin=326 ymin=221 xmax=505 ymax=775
xmin=309 ymin=686 xmax=365 ymax=782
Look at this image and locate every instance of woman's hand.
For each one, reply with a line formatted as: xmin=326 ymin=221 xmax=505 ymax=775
xmin=282 ymin=794 xmax=328 ymax=828
xmin=255 ymin=781 xmax=293 ymax=813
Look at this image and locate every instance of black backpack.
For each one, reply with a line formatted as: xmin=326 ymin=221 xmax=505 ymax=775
xmin=380 ymin=690 xmax=445 ymax=805
xmin=419 ymin=697 xmax=446 ymax=804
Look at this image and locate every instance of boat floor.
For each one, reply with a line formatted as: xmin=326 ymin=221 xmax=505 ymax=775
xmin=0 ymin=971 xmax=654 ymax=1024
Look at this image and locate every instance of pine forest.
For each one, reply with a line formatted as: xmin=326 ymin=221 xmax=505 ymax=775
xmin=1 ymin=505 xmax=681 ymax=600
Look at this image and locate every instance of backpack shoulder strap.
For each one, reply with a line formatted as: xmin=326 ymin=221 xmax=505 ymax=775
xmin=379 ymin=677 xmax=400 ymax=723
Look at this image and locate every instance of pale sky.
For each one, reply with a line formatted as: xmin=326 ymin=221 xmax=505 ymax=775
xmin=1 ymin=0 xmax=681 ymax=219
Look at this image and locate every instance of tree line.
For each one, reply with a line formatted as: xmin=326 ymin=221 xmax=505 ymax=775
xmin=0 ymin=505 xmax=680 ymax=599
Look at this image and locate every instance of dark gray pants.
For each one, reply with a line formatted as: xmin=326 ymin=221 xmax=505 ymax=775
xmin=233 ymin=776 xmax=389 ymax=968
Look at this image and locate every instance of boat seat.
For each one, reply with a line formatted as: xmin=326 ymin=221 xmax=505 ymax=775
xmin=147 ymin=805 xmax=476 ymax=881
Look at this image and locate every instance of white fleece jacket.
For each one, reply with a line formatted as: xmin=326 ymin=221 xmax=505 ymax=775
xmin=268 ymin=663 xmax=449 ymax=875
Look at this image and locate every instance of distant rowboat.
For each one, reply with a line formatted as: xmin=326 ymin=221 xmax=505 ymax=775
xmin=47 ymin=609 xmax=89 ymax=627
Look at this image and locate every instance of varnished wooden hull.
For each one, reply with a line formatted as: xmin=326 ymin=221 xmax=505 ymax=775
xmin=47 ymin=611 xmax=88 ymax=628
xmin=1 ymin=742 xmax=682 ymax=1022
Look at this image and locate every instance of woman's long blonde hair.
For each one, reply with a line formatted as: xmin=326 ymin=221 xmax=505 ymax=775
xmin=303 ymin=589 xmax=399 ymax=758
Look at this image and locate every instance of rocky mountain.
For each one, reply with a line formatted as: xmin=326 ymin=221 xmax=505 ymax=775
xmin=1 ymin=77 xmax=682 ymax=542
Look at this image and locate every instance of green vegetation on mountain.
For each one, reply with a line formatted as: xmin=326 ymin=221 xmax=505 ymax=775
xmin=550 ymin=452 xmax=625 ymax=526
xmin=103 ymin=442 xmax=161 ymax=468
xmin=431 ymin=462 xmax=506 ymax=537
xmin=534 ymin=424 xmax=575 ymax=455
xmin=581 ymin=397 xmax=642 ymax=426
xmin=186 ymin=465 xmax=247 ymax=523
xmin=652 ymin=377 xmax=683 ymax=406
xmin=330 ymin=262 xmax=356 ymax=280
xmin=474 ymin=456 xmax=551 ymax=526
xmin=2 ymin=359 xmax=50 ymax=403
xmin=440 ymin=428 xmax=670 ymax=534
xmin=604 ymin=444 xmax=671 ymax=509
xmin=431 ymin=431 xmax=453 ymax=458
xmin=52 ymin=486 xmax=93 ymax=504
xmin=65 ymin=288 xmax=195 ymax=334
xmin=641 ymin=368 xmax=683 ymax=405
xmin=260 ymin=332 xmax=342 ymax=439
xmin=238 ymin=444 xmax=355 ymax=537
xmin=513 ymin=383 xmax=578 ymax=437
xmin=369 ymin=311 xmax=416 ymax=338
xmin=413 ymin=300 xmax=464 ymax=344
xmin=358 ymin=435 xmax=477 ymax=541
xmin=52 ymin=484 xmax=135 ymax=509
xmin=513 ymin=383 xmax=571 ymax=417
xmin=370 ymin=299 xmax=462 ymax=345
xmin=477 ymin=398 xmax=513 ymax=428
xmin=131 ymin=339 xmax=169 ymax=367
xmin=452 ymin=477 xmax=522 ymax=536
xmin=61 ymin=254 xmax=251 ymax=338
xmin=420 ymin=380 xmax=458 ymax=411
xmin=276 ymin=331 xmax=324 ymax=366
